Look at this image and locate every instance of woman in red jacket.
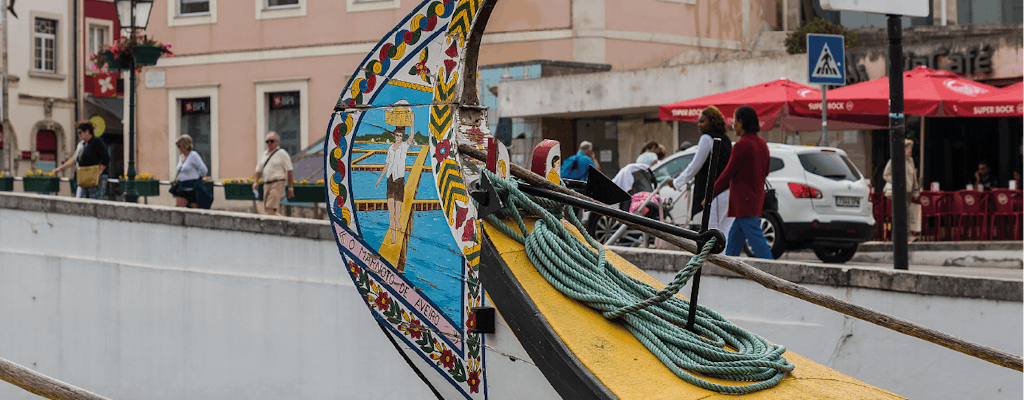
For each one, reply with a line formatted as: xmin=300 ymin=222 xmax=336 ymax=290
xmin=712 ymin=105 xmax=774 ymax=259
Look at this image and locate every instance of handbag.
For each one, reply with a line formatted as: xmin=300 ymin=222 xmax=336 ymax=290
xmin=76 ymin=165 xmax=101 ymax=188
xmin=763 ymin=181 xmax=779 ymax=212
xmin=196 ymin=181 xmax=214 ymax=209
xmin=76 ymin=140 xmax=101 ymax=188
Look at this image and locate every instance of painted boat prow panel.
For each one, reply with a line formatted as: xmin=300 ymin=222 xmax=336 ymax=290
xmin=480 ymin=219 xmax=907 ymax=400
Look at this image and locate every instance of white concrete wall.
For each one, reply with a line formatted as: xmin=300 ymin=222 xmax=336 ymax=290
xmin=1 ymin=197 xmax=1020 ymax=400
xmin=0 ymin=207 xmax=433 ymax=400
xmin=647 ymin=271 xmax=1024 ymax=400
xmin=498 ymin=53 xmax=809 ymax=118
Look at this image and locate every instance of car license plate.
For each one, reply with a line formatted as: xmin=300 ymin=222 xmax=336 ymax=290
xmin=835 ymin=196 xmax=860 ymax=207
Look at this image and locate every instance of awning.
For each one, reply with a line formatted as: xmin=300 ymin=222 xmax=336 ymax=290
xmin=790 ymin=66 xmax=1004 ymax=117
xmin=658 ymin=78 xmax=887 ymax=131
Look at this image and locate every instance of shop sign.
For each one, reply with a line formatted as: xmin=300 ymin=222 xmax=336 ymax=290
xmin=271 ymin=93 xmax=299 ymax=109
xmin=93 ymin=73 xmax=118 ymax=98
xmin=183 ymin=99 xmax=209 ymax=114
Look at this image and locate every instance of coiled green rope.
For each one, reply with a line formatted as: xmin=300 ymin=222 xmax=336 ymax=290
xmin=478 ymin=170 xmax=794 ymax=394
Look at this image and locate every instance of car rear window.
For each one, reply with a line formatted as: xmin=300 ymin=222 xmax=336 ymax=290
xmin=653 ymin=154 xmax=693 ymax=181
xmin=769 ymin=157 xmax=784 ymax=173
xmin=798 ymin=152 xmax=862 ymax=181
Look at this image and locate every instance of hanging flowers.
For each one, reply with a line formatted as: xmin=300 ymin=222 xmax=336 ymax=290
xmin=90 ymin=34 xmax=174 ymax=72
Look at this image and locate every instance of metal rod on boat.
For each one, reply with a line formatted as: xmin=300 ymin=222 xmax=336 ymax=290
xmin=516 ymin=184 xmax=726 ymax=253
xmin=686 ymin=138 xmax=722 ymax=332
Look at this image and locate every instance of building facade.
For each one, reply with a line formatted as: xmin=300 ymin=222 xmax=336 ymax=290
xmin=123 ymin=0 xmax=776 ymax=204
xmin=2 ymin=0 xmax=76 ymax=176
xmin=498 ymin=4 xmax=1023 ymax=186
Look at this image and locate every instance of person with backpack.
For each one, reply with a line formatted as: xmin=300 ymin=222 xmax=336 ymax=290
xmin=560 ymin=141 xmax=598 ymax=181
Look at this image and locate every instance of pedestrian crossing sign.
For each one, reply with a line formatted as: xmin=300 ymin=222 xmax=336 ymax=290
xmin=807 ymin=34 xmax=846 ymax=85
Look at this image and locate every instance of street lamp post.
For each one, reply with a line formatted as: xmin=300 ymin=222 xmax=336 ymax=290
xmin=115 ymin=0 xmax=153 ymax=203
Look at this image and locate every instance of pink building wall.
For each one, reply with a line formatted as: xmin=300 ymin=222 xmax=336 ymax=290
xmin=133 ymin=0 xmax=770 ymax=184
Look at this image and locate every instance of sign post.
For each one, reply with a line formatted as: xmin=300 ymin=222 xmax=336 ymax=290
xmin=820 ymin=0 xmax=928 ymax=271
xmin=807 ymin=34 xmax=846 ymax=147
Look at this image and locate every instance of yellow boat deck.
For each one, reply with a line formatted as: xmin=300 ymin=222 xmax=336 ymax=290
xmin=482 ymin=218 xmax=905 ymax=400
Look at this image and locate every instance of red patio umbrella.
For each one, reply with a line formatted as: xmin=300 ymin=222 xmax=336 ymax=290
xmin=946 ymin=81 xmax=1023 ymax=117
xmin=659 ymin=78 xmax=885 ymax=131
xmin=790 ymin=66 xmax=1002 ymax=117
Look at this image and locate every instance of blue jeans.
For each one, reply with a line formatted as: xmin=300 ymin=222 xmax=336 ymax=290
xmin=725 ymin=216 xmax=774 ymax=259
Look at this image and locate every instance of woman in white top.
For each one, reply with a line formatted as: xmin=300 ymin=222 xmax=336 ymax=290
xmin=173 ymin=135 xmax=209 ymax=208
xmin=52 ymin=140 xmax=85 ymax=197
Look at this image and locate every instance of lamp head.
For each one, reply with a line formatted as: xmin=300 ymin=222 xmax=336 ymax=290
xmin=115 ymin=0 xmax=154 ymax=30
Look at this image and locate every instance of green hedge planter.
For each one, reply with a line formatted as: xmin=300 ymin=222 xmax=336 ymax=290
xmin=291 ymin=185 xmax=325 ymax=203
xmin=0 ymin=177 xmax=13 ymax=191
xmin=23 ymin=177 xmax=60 ymax=193
xmin=224 ymin=183 xmax=263 ymax=201
xmin=121 ymin=179 xmax=161 ymax=197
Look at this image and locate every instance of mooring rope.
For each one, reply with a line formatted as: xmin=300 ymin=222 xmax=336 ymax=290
xmin=478 ymin=170 xmax=794 ymax=394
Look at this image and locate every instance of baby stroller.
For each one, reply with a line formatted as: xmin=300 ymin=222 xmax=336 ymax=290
xmin=585 ymin=168 xmax=674 ymax=247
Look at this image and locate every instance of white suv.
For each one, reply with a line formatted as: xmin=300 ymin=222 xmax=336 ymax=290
xmin=647 ymin=143 xmax=875 ymax=263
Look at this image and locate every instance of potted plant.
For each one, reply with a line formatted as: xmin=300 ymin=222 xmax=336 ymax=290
xmin=0 ymin=171 xmax=12 ymax=191
xmin=222 ymin=177 xmax=263 ymax=201
xmin=120 ymin=173 xmax=161 ymax=197
xmin=291 ymin=179 xmax=326 ymax=203
xmin=90 ymin=34 xmax=174 ymax=72
xmin=23 ymin=170 xmax=60 ymax=193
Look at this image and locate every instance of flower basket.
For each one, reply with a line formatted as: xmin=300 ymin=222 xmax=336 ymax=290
xmin=133 ymin=45 xmax=163 ymax=66
xmin=102 ymin=51 xmax=130 ymax=71
xmin=23 ymin=177 xmax=60 ymax=193
xmin=0 ymin=176 xmax=13 ymax=191
xmin=120 ymin=179 xmax=161 ymax=197
xmin=291 ymin=185 xmax=325 ymax=203
xmin=224 ymin=183 xmax=263 ymax=201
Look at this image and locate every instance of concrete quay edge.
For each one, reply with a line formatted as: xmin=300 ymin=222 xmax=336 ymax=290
xmin=859 ymin=241 xmax=1023 ymax=252
xmin=613 ymin=246 xmax=1023 ymax=302
xmin=4 ymin=192 xmax=1020 ymax=302
xmin=0 ymin=192 xmax=334 ymax=241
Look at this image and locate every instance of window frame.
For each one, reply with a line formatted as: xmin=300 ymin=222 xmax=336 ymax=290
xmin=168 ymin=0 xmax=217 ymax=27
xmin=255 ymin=0 xmax=306 ymax=20
xmin=85 ymin=18 xmax=114 ymax=76
xmin=167 ymin=84 xmax=220 ymax=180
xmin=254 ymin=78 xmax=309 ymax=164
xmin=31 ymin=15 xmax=60 ymax=75
xmin=346 ymin=0 xmax=400 ymax=13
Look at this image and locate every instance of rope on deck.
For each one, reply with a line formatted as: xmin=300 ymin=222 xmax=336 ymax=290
xmin=479 ymin=170 xmax=793 ymax=394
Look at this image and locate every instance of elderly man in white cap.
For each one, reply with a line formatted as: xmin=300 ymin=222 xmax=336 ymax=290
xmin=253 ymin=131 xmax=294 ymax=215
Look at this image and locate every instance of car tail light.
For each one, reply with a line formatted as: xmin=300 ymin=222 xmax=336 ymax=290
xmin=788 ymin=182 xmax=823 ymax=199
xmin=820 ymin=149 xmax=836 ymax=153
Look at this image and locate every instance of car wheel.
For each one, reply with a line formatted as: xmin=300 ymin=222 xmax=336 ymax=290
xmin=813 ymin=245 xmax=858 ymax=263
xmin=743 ymin=212 xmax=786 ymax=259
xmin=585 ymin=214 xmax=646 ymax=247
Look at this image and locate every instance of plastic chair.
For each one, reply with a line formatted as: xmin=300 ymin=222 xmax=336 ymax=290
xmin=988 ymin=189 xmax=1022 ymax=240
xmin=950 ymin=190 xmax=989 ymax=241
xmin=919 ymin=191 xmax=951 ymax=241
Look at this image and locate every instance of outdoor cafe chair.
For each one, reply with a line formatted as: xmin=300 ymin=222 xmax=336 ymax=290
xmin=988 ymin=189 xmax=1022 ymax=241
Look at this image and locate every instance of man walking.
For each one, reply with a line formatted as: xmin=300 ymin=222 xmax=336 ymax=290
xmin=560 ymin=141 xmax=598 ymax=181
xmin=253 ymin=132 xmax=294 ymax=216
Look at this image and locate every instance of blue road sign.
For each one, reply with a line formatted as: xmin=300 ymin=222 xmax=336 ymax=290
xmin=807 ymin=34 xmax=845 ymax=85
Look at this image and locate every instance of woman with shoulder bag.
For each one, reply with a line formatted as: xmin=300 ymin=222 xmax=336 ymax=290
xmin=74 ymin=120 xmax=110 ymax=200
xmin=171 ymin=135 xmax=209 ymax=208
